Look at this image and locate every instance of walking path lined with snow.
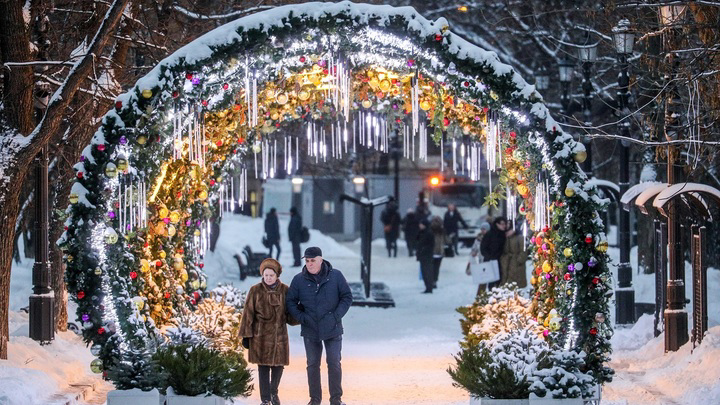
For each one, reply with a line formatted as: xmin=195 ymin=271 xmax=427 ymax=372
xmin=204 ymin=215 xmax=474 ymax=405
xmin=5 ymin=214 xmax=720 ymax=404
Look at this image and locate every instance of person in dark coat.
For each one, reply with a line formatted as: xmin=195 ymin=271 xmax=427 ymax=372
xmin=480 ymin=216 xmax=509 ymax=290
xmin=402 ymin=208 xmax=420 ymax=257
xmin=288 ymin=207 xmax=302 ymax=267
xmin=265 ymin=208 xmax=281 ymax=260
xmin=430 ymin=215 xmax=448 ymax=288
xmin=380 ymin=202 xmax=401 ymax=258
xmin=286 ymin=247 xmax=353 ymax=405
xmin=443 ymin=203 xmax=468 ymax=255
xmin=239 ymin=259 xmax=296 ymax=405
xmin=416 ymin=218 xmax=435 ymax=294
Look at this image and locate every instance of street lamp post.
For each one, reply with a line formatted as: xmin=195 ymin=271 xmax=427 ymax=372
xmin=578 ymin=41 xmax=597 ymax=177
xmin=612 ymin=19 xmax=636 ymax=325
xmin=558 ymin=59 xmax=574 ymax=117
xmin=534 ymin=66 xmax=550 ymax=92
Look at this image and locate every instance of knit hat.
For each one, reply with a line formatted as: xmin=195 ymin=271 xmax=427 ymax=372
xmin=260 ymin=258 xmax=282 ymax=276
xmin=480 ymin=222 xmax=491 ymax=231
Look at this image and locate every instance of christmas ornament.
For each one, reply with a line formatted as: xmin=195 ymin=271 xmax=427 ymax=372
xmin=361 ymin=99 xmax=372 ymax=108
xmin=141 ymin=89 xmax=152 ymax=98
xmin=104 ymin=229 xmax=118 ymax=244
xmin=542 ymin=261 xmax=552 ymax=273
xmin=595 ymin=312 xmax=606 ymax=323
xmin=69 ymin=193 xmax=79 ymax=204
xmin=90 ymin=344 xmax=102 ymax=356
xmin=94 ymin=267 xmax=102 ymax=275
xmin=564 ymin=187 xmax=575 ymax=197
xmin=104 ymin=163 xmax=117 ymax=178
xmin=574 ymin=150 xmax=587 ymax=163
xmin=116 ymin=158 xmax=128 ymax=171
xmin=90 ymin=358 xmax=103 ymax=373
xmin=597 ymin=241 xmax=609 ymax=253
xmin=563 ymin=248 xmax=572 ymax=257
xmin=137 ymin=135 xmax=148 ymax=145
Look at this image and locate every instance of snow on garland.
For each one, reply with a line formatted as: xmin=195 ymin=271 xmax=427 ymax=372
xmin=57 ymin=1 xmax=612 ymax=388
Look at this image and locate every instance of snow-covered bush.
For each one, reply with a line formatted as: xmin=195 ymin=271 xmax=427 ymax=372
xmin=457 ymin=284 xmax=538 ymax=347
xmin=211 ymin=283 xmax=247 ymax=311
xmin=449 ymin=327 xmax=549 ymax=399
xmin=530 ymin=349 xmax=596 ymax=399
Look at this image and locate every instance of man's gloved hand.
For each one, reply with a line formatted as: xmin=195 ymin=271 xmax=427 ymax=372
xmin=242 ymin=337 xmax=250 ymax=349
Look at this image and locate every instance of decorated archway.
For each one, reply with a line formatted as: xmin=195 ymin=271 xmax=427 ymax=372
xmin=60 ymin=1 xmax=612 ymax=389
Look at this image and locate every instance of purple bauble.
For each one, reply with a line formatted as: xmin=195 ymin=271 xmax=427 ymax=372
xmin=108 ymin=211 xmax=116 ymax=219
xmin=119 ymin=136 xmax=128 ymax=145
xmin=82 ymin=314 xmax=90 ymax=322
xmin=192 ymin=77 xmax=200 ymax=85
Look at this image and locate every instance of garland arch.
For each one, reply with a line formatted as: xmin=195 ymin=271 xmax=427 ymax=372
xmin=60 ymin=1 xmax=613 ymax=385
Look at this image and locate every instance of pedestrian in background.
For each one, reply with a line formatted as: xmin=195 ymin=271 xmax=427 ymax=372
xmin=239 ymin=258 xmax=296 ymax=405
xmin=443 ymin=203 xmax=468 ymax=256
xmin=416 ymin=218 xmax=435 ymax=294
xmin=500 ymin=220 xmax=527 ymax=288
xmin=480 ymin=216 xmax=509 ymax=290
xmin=402 ymin=208 xmax=419 ymax=257
xmin=264 ymin=207 xmax=281 ymax=260
xmin=430 ymin=216 xmax=448 ymax=289
xmin=380 ymin=201 xmax=401 ymax=258
xmin=288 ymin=207 xmax=303 ymax=267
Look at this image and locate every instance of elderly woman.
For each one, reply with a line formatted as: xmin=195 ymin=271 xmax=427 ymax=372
xmin=239 ymin=258 xmax=296 ymax=405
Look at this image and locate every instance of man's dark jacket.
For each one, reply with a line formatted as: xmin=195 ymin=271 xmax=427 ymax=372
xmin=415 ymin=227 xmax=435 ymax=262
xmin=286 ymin=260 xmax=353 ymax=341
xmin=443 ymin=210 xmax=468 ymax=235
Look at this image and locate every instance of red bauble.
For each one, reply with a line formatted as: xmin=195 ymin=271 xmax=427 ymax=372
xmin=176 ymin=191 xmax=182 ymax=198
xmin=222 ymin=83 xmax=229 ymax=90
xmin=564 ymin=273 xmax=571 ymax=281
xmin=509 ymin=132 xmax=517 ymax=139
xmin=198 ymin=263 xmax=204 ymax=269
xmin=155 ymin=260 xmax=163 ymax=267
xmin=190 ymin=299 xmax=196 ymax=305
xmin=435 ymin=34 xmax=443 ymax=41
xmin=97 ymin=144 xmax=105 ymax=151
xmin=172 ymin=91 xmax=179 ymax=98
xmin=64 ymin=226 xmax=69 ymax=231
xmin=201 ymin=100 xmax=208 ymax=106
xmin=186 ymin=73 xmax=193 ymax=80
xmin=323 ymin=69 xmax=329 ymax=75
xmin=216 ymin=140 xmax=223 ymax=147
xmin=193 ymin=291 xmax=200 ymax=300
xmin=443 ymin=118 xmax=450 ymax=126
xmin=592 ymin=277 xmax=600 ymax=284
xmin=299 ymin=56 xmax=306 ymax=63
xmin=209 ymin=179 xmax=216 ymax=186
xmin=463 ymin=81 xmax=470 ymax=87
xmin=115 ymin=101 xmax=122 ymax=109
xmin=164 ymin=292 xmax=171 ymax=299
xmin=77 ymin=172 xmax=84 ymax=179
xmin=129 ymin=271 xmax=137 ymax=279
xmin=589 ymin=328 xmax=598 ymax=335
xmin=77 ymin=291 xmax=85 ymax=299
xmin=98 ymin=327 xmax=105 ymax=334
xmin=585 ymin=236 xmax=593 ymax=244
xmin=237 ymin=137 xmax=245 ymax=144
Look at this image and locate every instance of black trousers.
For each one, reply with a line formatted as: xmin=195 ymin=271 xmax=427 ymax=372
xmin=419 ymin=257 xmax=434 ymax=292
xmin=385 ymin=236 xmax=397 ymax=257
xmin=268 ymin=241 xmax=281 ymax=260
xmin=258 ymin=365 xmax=284 ymax=402
xmin=292 ymin=241 xmax=301 ymax=265
xmin=432 ymin=256 xmax=443 ymax=284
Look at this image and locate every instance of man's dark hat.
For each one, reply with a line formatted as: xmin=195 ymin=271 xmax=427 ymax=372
xmin=302 ymin=246 xmax=323 ymax=259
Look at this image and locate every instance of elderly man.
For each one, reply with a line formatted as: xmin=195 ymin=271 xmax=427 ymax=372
xmin=286 ymin=247 xmax=353 ymax=405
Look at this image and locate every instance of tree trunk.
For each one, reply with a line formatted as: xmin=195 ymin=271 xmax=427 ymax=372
xmin=0 ymin=170 xmax=24 ymax=359
xmin=0 ymin=0 xmax=34 ymax=135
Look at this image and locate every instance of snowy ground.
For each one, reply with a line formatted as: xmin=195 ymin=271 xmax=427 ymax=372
xmin=3 ymin=214 xmax=720 ymax=404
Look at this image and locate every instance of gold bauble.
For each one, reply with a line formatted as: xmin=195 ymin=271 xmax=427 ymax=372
xmin=94 ymin=267 xmax=103 ymax=276
xmin=90 ymin=358 xmax=103 ymax=374
xmin=563 ymin=248 xmax=573 ymax=258
xmin=141 ymin=89 xmax=153 ymax=98
xmin=141 ymin=259 xmax=150 ymax=273
xmin=198 ymin=190 xmax=208 ymax=200
xmin=419 ymin=100 xmax=432 ymax=111
xmin=69 ymin=193 xmax=79 ymax=204
xmin=194 ymin=229 xmax=201 ymax=236
xmin=191 ymin=280 xmax=200 ymax=290
xmin=361 ymin=99 xmax=372 ymax=108
xmin=137 ymin=135 xmax=147 ymax=145
xmin=167 ymin=225 xmax=176 ymax=237
xmin=105 ymin=163 xmax=118 ymax=178
xmin=516 ymin=184 xmax=529 ymax=196
xmin=180 ymin=271 xmax=188 ymax=283
xmin=135 ymin=300 xmax=145 ymax=310
xmin=574 ymin=150 xmax=587 ymax=163
xmin=169 ymin=211 xmax=181 ymax=224
xmin=116 ymin=158 xmax=128 ymax=171
xmin=597 ymin=241 xmax=609 ymax=253
xmin=159 ymin=251 xmax=166 ymax=259
xmin=276 ymin=93 xmax=288 ymax=105
xmin=265 ymin=89 xmax=275 ymax=99
xmin=379 ymin=80 xmax=391 ymax=92
xmin=542 ymin=261 xmax=552 ymax=273
xmin=154 ymin=304 xmax=163 ymax=313
xmin=564 ymin=187 xmax=575 ymax=197
xmin=271 ymin=112 xmax=280 ymax=121
xmin=173 ymin=259 xmax=184 ymax=271
xmin=298 ymin=89 xmax=311 ymax=101
xmin=158 ymin=207 xmax=169 ymax=218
